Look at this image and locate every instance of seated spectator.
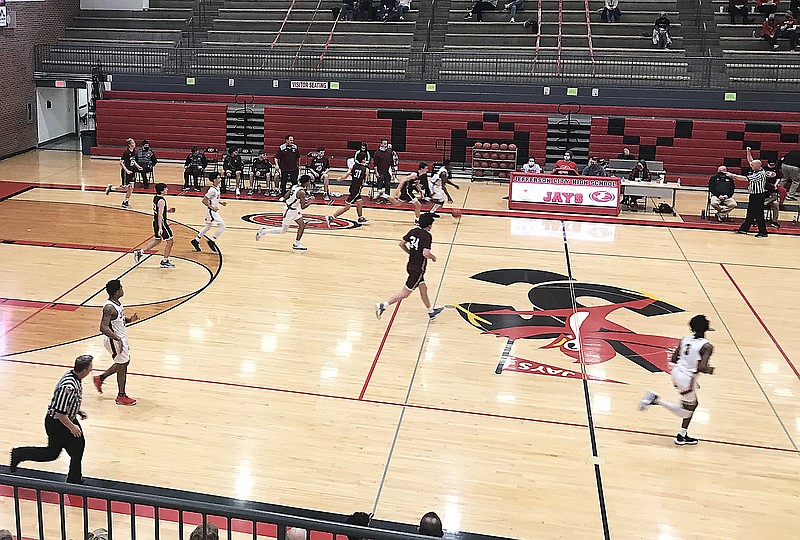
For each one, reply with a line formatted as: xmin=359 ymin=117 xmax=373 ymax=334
xmin=251 ymin=149 xmax=274 ymax=195
xmin=617 ymin=147 xmax=636 ymax=160
xmin=582 ymin=156 xmax=606 ymax=176
xmin=419 ymin=512 xmax=444 ymax=537
xmin=780 ymin=148 xmax=800 ymax=199
xmin=764 ymin=163 xmax=783 ymax=228
xmin=0 ymin=529 xmax=12 ymax=540
xmin=521 ymin=156 xmax=542 ymax=173
xmin=708 ymin=165 xmax=737 ymax=221
xmin=624 ymin=160 xmax=651 ymax=210
xmin=778 ymin=10 xmax=799 ymax=50
xmin=310 ymin=147 xmax=332 ymax=201
xmin=380 ymin=0 xmax=397 ymax=20
xmin=135 ymin=139 xmax=157 ymax=188
xmin=729 ymin=0 xmax=753 ymax=23
xmin=183 ymin=145 xmax=207 ymax=193
xmin=355 ymin=142 xmax=371 ymax=164
xmin=761 ymin=13 xmax=779 ymax=48
xmin=552 ymin=151 xmax=579 ymax=175
xmin=340 ymin=0 xmax=355 ymax=20
xmin=504 ymin=0 xmax=524 ymax=22
xmin=757 ymin=0 xmax=780 ymax=15
xmin=223 ymin=147 xmax=244 ymax=196
xmin=653 ymin=12 xmax=673 ymax=48
xmin=189 ymin=523 xmax=219 ymax=540
xmin=465 ymin=0 xmax=499 ymax=21
xmin=601 ymin=0 xmax=621 ymax=22
xmin=286 ymin=528 xmax=307 ymax=540
xmin=354 ymin=0 xmax=373 ymax=20
xmin=345 ymin=511 xmax=372 ymax=540
xmin=397 ymin=0 xmax=412 ymax=19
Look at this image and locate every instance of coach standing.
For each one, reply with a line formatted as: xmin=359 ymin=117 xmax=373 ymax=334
xmin=275 ymin=134 xmax=300 ymax=199
xmin=729 ymin=147 xmax=768 ymax=238
xmin=10 ymin=355 xmax=93 ymax=484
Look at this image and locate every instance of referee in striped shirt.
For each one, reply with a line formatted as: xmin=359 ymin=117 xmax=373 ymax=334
xmin=10 ymin=355 xmax=93 ymax=484
xmin=729 ymin=147 xmax=769 ymax=238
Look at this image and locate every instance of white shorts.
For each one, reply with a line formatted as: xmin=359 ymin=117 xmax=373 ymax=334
xmin=431 ymin=188 xmax=446 ymax=202
xmin=671 ymin=366 xmax=697 ymax=404
xmin=283 ymin=208 xmax=302 ymax=225
xmin=205 ymin=209 xmax=224 ymax=225
xmin=104 ymin=336 xmax=131 ymax=364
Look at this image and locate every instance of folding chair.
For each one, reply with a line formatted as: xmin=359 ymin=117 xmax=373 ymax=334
xmin=203 ymin=147 xmax=220 ymax=186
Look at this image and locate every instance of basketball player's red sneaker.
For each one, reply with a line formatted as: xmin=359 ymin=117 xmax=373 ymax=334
xmin=115 ymin=395 xmax=137 ymax=406
xmin=92 ymin=375 xmax=103 ymax=394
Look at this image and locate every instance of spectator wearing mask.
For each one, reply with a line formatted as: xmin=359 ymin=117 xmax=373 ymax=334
xmin=617 ymin=147 xmax=636 ymax=160
xmin=757 ymin=0 xmax=780 ymax=15
xmin=380 ymin=0 xmax=397 ymax=20
xmin=354 ymin=142 xmax=371 ymax=164
xmin=582 ymin=156 xmax=606 ymax=176
xmin=653 ymin=12 xmax=673 ymax=48
xmin=601 ymin=0 xmax=621 ymax=22
xmin=183 ymin=145 xmax=207 ymax=193
xmin=397 ymin=0 xmax=412 ymax=19
xmin=778 ymin=10 xmax=799 ymax=50
xmin=624 ymin=160 xmax=651 ymax=210
xmin=553 ymin=151 xmax=579 ymax=175
xmin=465 ymin=0 xmax=499 ymax=21
xmin=223 ymin=147 xmax=245 ymax=196
xmin=761 ymin=13 xmax=779 ymax=48
xmin=729 ymin=0 xmax=752 ymax=23
xmin=708 ymin=165 xmax=737 ymax=221
xmin=521 ymin=156 xmax=542 ymax=173
xmin=373 ymin=140 xmax=394 ymax=199
xmin=504 ymin=0 xmax=525 ymax=22
xmin=251 ymin=150 xmax=274 ymax=195
xmin=135 ymin=139 xmax=157 ymax=188
xmin=419 ymin=512 xmax=444 ymax=537
xmin=780 ymin=148 xmax=800 ymax=199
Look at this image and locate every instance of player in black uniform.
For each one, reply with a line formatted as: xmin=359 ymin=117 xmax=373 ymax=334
xmin=387 ymin=161 xmax=427 ymax=223
xmin=309 ymin=147 xmax=332 ymax=201
xmin=375 ymin=212 xmax=444 ymax=320
xmin=132 ymin=183 xmax=177 ymax=268
xmin=326 ymin=152 xmax=369 ymax=225
xmin=250 ymin=150 xmax=274 ymax=196
xmin=105 ymin=138 xmax=140 ymax=209
xmin=223 ymin=147 xmax=245 ymax=197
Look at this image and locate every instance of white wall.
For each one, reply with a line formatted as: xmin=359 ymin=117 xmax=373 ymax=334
xmin=37 ymin=88 xmax=76 ymax=144
xmin=80 ymin=0 xmax=148 ymax=10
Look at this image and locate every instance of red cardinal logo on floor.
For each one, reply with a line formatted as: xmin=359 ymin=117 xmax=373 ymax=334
xmin=455 ymin=269 xmax=684 ymax=381
xmin=241 ymin=213 xmax=358 ymax=230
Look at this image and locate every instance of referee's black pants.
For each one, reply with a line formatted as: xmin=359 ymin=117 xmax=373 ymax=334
xmin=13 ymin=416 xmax=85 ymax=483
xmin=739 ymin=192 xmax=768 ymax=235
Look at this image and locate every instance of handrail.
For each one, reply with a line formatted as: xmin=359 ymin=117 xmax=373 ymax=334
xmin=556 ymin=0 xmax=563 ymax=75
xmin=425 ymin=0 xmax=438 ymax=52
xmin=583 ymin=0 xmax=596 ymax=75
xmin=532 ymin=0 xmax=544 ymax=71
xmin=270 ymin=0 xmax=298 ymax=49
xmin=316 ymin=8 xmax=343 ymax=69
xmin=293 ymin=0 xmax=325 ymax=64
xmin=0 ymin=473 xmax=443 ymax=540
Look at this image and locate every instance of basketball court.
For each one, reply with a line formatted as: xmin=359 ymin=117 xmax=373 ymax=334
xmin=1 ymin=151 xmax=799 ymax=539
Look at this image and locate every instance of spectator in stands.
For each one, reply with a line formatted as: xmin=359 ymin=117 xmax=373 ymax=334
xmin=504 ymin=0 xmax=524 ymax=22
xmin=0 ymin=529 xmax=12 ymax=540
xmin=380 ymin=0 xmax=397 ymax=20
xmin=339 ymin=0 xmax=355 ymax=20
xmin=624 ymin=160 xmax=651 ymax=210
xmin=223 ymin=147 xmax=245 ymax=197
xmin=286 ymin=528 xmax=307 ymax=540
xmin=582 ymin=156 xmax=606 ymax=176
xmin=780 ymin=148 xmax=800 ymax=199
xmin=87 ymin=528 xmax=108 ymax=539
xmin=419 ymin=512 xmax=444 ymax=537
xmin=729 ymin=0 xmax=753 ymax=23
xmin=189 ymin=523 xmax=219 ymax=540
xmin=522 ymin=156 xmax=542 ymax=173
xmin=397 ymin=0 xmax=412 ymax=19
xmin=653 ymin=12 xmax=673 ymax=48
xmin=275 ymin=134 xmax=301 ymax=200
xmin=355 ymin=142 xmax=371 ymax=164
xmin=345 ymin=511 xmax=372 ymax=540
xmin=553 ymin=151 xmax=579 ymax=175
xmin=355 ymin=0 xmax=373 ymax=20
xmin=183 ymin=145 xmax=207 ymax=193
xmin=373 ymin=140 xmax=394 ymax=199
xmin=708 ymin=165 xmax=737 ymax=221
xmin=778 ymin=10 xmax=799 ymax=50
xmin=465 ymin=0 xmax=499 ymax=21
xmin=761 ymin=13 xmax=779 ymax=48
xmin=135 ymin=139 xmax=157 ymax=189
xmin=617 ymin=147 xmax=636 ymax=160
xmin=601 ymin=0 xmax=621 ymax=22
xmin=251 ymin=149 xmax=274 ymax=195
xmin=757 ymin=0 xmax=780 ymax=15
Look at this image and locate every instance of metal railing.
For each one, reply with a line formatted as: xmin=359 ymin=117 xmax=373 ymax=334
xmin=0 ymin=473 xmax=471 ymax=540
xmin=33 ymin=44 xmax=800 ymax=90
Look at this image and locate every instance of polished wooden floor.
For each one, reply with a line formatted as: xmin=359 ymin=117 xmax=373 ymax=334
xmin=1 ymin=151 xmax=799 ymax=539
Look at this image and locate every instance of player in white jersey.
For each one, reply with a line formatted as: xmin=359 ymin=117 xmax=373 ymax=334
xmin=639 ymin=314 xmax=715 ymax=445
xmin=93 ymin=279 xmax=138 ymax=406
xmin=191 ymin=172 xmax=227 ymax=253
xmin=429 ymin=160 xmax=460 ymax=215
xmin=255 ymin=174 xmax=314 ymax=250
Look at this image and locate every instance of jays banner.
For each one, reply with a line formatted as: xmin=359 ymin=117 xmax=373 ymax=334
xmin=455 ymin=269 xmax=685 ymax=383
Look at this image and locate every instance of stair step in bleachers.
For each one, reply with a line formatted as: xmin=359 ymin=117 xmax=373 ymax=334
xmin=71 ymin=16 xmax=190 ymax=29
xmin=216 ymin=8 xmax=420 ymax=22
xmin=210 ymin=20 xmax=416 ymax=33
xmin=207 ymin=30 xmax=414 ymax=46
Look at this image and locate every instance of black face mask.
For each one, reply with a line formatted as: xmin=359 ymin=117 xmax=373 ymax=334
xmin=143 ymin=146 xmax=150 ymax=150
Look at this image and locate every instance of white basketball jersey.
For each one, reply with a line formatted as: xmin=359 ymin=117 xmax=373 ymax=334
xmin=103 ymin=300 xmax=127 ymax=343
xmin=675 ymin=335 xmax=708 ymax=374
xmin=285 ymin=184 xmax=303 ymax=210
xmin=430 ymin=167 xmax=447 ymax=200
xmin=205 ymin=185 xmax=221 ymax=209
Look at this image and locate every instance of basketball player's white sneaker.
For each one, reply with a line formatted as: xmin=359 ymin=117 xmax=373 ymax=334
xmin=105 ymin=184 xmax=113 ymax=195
xmin=638 ymin=391 xmax=658 ymax=411
xmin=429 ymin=306 xmax=445 ymax=320
xmin=255 ymin=227 xmax=267 ymax=241
xmin=292 ymin=242 xmax=307 ymax=251
xmin=160 ymin=259 xmax=176 ymax=268
xmin=235 ymin=187 xmax=241 ymax=197
xmin=375 ymin=303 xmax=386 ymax=319
xmin=325 ymin=216 xmax=333 ymax=228
xmin=133 ymin=249 xmax=143 ymax=263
